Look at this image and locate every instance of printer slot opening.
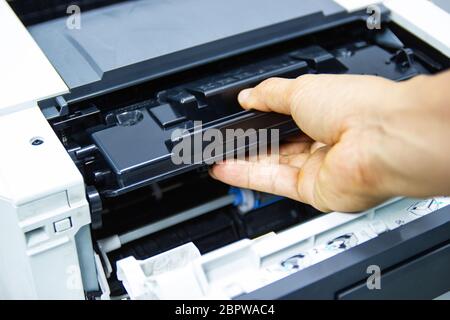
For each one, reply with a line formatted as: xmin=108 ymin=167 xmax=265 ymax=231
xmin=92 ymin=169 xmax=319 ymax=297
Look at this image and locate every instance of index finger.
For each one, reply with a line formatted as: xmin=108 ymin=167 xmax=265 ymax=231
xmin=238 ymin=74 xmax=396 ymax=145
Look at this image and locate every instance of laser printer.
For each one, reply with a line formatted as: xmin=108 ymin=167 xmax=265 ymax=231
xmin=0 ymin=0 xmax=449 ymax=299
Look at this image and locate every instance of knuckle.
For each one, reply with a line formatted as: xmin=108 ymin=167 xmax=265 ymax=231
xmin=262 ymin=77 xmax=282 ymax=86
xmin=258 ymin=77 xmax=280 ymax=92
xmin=293 ymin=74 xmax=319 ymax=92
xmin=295 ymin=73 xmax=316 ymax=83
xmin=289 ymin=74 xmax=317 ymax=110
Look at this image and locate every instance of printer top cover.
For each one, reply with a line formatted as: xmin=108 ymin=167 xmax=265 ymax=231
xmin=29 ymin=0 xmax=344 ymax=102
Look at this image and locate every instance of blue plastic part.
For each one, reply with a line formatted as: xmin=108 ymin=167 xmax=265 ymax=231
xmin=254 ymin=195 xmax=284 ymax=209
xmin=229 ymin=187 xmax=243 ymax=206
xmin=229 ymin=187 xmax=283 ymax=211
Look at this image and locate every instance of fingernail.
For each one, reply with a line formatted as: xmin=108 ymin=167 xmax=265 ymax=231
xmin=238 ymin=89 xmax=252 ymax=106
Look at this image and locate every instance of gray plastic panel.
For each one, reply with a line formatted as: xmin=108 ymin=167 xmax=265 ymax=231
xmin=432 ymin=0 xmax=450 ymax=13
xmin=29 ymin=0 xmax=344 ymax=100
xmin=338 ymin=242 xmax=450 ymax=299
xmin=237 ymin=205 xmax=450 ymax=300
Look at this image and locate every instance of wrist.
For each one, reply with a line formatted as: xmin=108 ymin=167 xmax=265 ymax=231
xmin=376 ymin=74 xmax=450 ymax=198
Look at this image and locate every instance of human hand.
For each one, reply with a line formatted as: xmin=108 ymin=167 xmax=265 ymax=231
xmin=209 ymin=72 xmax=450 ymax=212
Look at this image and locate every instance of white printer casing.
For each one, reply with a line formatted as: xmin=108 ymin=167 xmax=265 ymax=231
xmin=0 ymin=0 xmax=449 ymax=299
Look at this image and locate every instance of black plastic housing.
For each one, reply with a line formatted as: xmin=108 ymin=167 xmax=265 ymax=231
xmin=49 ymin=19 xmax=448 ymax=198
